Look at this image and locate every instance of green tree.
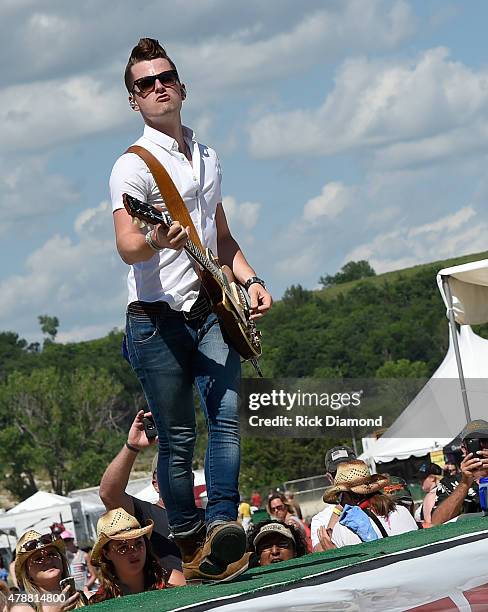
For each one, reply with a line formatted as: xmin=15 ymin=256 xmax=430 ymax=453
xmin=282 ymin=284 xmax=313 ymax=307
xmin=0 ymin=367 xmax=125 ymax=499
xmin=38 ymin=315 xmax=59 ymax=343
xmin=319 ymin=260 xmax=376 ymax=288
xmin=375 ymin=359 xmax=429 ymax=378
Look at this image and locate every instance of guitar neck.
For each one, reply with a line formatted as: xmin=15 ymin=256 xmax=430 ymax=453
xmin=171 ymin=230 xmax=227 ymax=289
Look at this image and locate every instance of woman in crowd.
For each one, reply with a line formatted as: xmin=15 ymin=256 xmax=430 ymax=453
xmin=266 ymin=493 xmax=311 ymax=550
xmin=11 ymin=530 xmax=86 ymax=611
xmin=267 ymin=494 xmax=303 ymax=530
xmin=247 ymin=520 xmax=307 ymax=567
xmin=319 ymin=460 xmax=418 ymax=549
xmin=88 ymin=508 xmax=167 ymax=604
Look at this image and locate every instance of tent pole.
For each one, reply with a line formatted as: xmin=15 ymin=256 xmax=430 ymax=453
xmin=442 ymin=277 xmax=472 ymax=423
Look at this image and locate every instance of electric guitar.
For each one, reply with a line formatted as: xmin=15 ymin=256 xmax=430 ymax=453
xmin=123 ymin=193 xmax=262 ymax=374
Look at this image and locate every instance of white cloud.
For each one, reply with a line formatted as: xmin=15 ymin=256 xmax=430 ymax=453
xmin=0 ymin=155 xmax=79 ymax=234
xmin=0 ymin=201 xmax=127 ymax=341
xmin=56 ymin=322 xmax=122 ymax=344
xmin=345 ymin=206 xmax=486 ymax=273
xmin=222 ymin=196 xmax=261 ymax=236
xmin=408 ymin=206 xmax=476 ymax=237
xmin=178 ymin=0 xmax=414 ymax=97
xmin=303 ymin=182 xmax=353 ymax=221
xmin=248 ymin=47 xmax=488 ymax=167
xmin=1 ymin=75 xmax=131 ymax=152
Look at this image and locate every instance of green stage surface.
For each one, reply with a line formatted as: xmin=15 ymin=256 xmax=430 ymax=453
xmin=91 ymin=515 xmax=488 ymax=611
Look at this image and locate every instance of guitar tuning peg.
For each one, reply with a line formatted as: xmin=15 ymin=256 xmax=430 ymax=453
xmin=132 ymin=217 xmax=139 ymax=225
xmin=138 ymin=219 xmax=146 ymax=228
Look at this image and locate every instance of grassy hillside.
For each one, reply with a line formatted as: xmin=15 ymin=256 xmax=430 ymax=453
xmin=318 ymin=250 xmax=488 ymax=300
xmin=247 ymin=250 xmax=488 ymax=379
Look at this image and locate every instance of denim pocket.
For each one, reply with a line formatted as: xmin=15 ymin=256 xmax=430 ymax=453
xmin=127 ymin=313 xmax=159 ymax=344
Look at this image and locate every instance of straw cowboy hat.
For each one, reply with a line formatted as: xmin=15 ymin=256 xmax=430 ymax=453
xmin=322 ymin=460 xmax=389 ymax=503
xmin=91 ymin=508 xmax=153 ymax=566
xmin=15 ymin=530 xmax=66 ymax=585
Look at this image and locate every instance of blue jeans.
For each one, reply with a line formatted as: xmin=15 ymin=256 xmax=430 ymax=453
xmin=125 ymin=304 xmax=241 ymax=535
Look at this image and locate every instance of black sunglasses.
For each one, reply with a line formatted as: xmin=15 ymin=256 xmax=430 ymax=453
xmin=132 ymin=69 xmax=179 ymax=94
xmin=20 ymin=533 xmax=59 ymax=553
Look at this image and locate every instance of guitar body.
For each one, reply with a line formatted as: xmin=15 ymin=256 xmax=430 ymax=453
xmin=200 ymin=256 xmax=261 ymax=360
xmin=122 ymin=193 xmax=262 ymax=361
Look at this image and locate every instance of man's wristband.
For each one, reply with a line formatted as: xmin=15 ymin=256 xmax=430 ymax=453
xmin=244 ymin=276 xmax=266 ymax=291
xmin=145 ymin=230 xmax=163 ymax=252
xmin=125 ymin=441 xmax=140 ymax=453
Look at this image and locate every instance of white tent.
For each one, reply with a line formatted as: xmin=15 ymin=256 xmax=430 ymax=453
xmin=361 ymin=258 xmax=488 ymax=467
xmin=437 ymin=258 xmax=488 ymax=421
xmin=436 ymin=258 xmax=488 ymax=325
xmin=6 ymin=491 xmax=73 ymax=515
xmin=362 ymin=325 xmax=488 ymax=466
xmin=0 ymin=490 xmax=89 ymax=544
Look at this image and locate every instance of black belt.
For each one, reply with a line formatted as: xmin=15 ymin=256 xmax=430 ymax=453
xmin=127 ymin=293 xmax=211 ymax=321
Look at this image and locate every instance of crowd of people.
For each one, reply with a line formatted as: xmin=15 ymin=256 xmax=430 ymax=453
xmin=0 ymin=417 xmax=486 ymax=610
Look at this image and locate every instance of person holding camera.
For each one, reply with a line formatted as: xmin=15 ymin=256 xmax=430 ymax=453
xmin=10 ymin=530 xmax=87 ymax=612
xmin=431 ymin=420 xmax=488 ymax=524
xmin=99 ymin=410 xmax=185 ymax=586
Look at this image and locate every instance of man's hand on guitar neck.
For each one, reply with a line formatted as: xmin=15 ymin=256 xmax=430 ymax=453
xmin=248 ymin=283 xmax=273 ymax=320
xmin=151 ymin=205 xmax=190 ymax=250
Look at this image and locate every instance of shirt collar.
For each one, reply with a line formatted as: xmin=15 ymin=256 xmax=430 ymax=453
xmin=143 ymin=124 xmax=196 ymax=152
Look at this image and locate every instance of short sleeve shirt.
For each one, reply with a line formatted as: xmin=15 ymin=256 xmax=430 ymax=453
xmin=432 ymin=475 xmax=480 ymax=514
xmin=110 ymin=125 xmax=222 ymax=311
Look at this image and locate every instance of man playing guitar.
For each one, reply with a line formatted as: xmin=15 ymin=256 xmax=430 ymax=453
xmin=110 ymin=37 xmax=272 ymax=581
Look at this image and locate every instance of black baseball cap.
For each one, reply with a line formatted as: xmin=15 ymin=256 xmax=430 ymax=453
xmin=325 ymin=445 xmax=356 ymax=473
xmin=459 ymin=419 xmax=488 ymax=440
xmin=419 ymin=463 xmax=443 ymax=477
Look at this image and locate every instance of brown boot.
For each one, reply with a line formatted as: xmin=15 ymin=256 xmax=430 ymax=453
xmin=173 ymin=522 xmax=206 ymax=564
xmin=183 ymin=521 xmax=247 ymax=580
xmin=184 ymin=552 xmax=252 ymax=583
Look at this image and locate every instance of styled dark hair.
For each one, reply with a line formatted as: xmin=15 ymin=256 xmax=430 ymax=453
xmin=247 ymin=520 xmax=307 ymax=565
xmin=124 ymin=37 xmax=178 ymax=91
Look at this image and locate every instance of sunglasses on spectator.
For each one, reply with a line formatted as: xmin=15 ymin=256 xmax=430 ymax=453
xmin=110 ymin=538 xmax=145 ymax=556
xmin=29 ymin=550 xmax=61 ymax=565
xmin=258 ymin=539 xmax=292 ymax=554
xmin=132 ymin=70 xmax=179 ymax=94
xmin=270 ymin=504 xmax=286 ymax=513
xmin=20 ymin=533 xmax=59 ymax=553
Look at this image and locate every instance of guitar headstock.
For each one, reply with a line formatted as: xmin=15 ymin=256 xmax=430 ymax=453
xmin=123 ymin=193 xmax=172 ymax=228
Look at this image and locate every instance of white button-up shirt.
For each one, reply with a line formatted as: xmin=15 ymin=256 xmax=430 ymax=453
xmin=110 ymin=125 xmax=221 ymax=311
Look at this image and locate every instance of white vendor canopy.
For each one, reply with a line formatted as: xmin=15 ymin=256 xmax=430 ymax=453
xmin=437 ymin=258 xmax=488 ymax=422
xmin=0 ymin=490 xmax=90 ymax=545
xmin=436 ymin=258 xmax=488 ymax=325
xmin=361 ymin=258 xmax=488 ymax=467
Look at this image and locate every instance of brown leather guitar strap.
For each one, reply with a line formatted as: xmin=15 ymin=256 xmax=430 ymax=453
xmin=126 ymin=145 xmax=205 ymax=254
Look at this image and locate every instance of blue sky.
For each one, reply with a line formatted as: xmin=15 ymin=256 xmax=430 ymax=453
xmin=2 ymin=1 xmax=488 ymax=343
